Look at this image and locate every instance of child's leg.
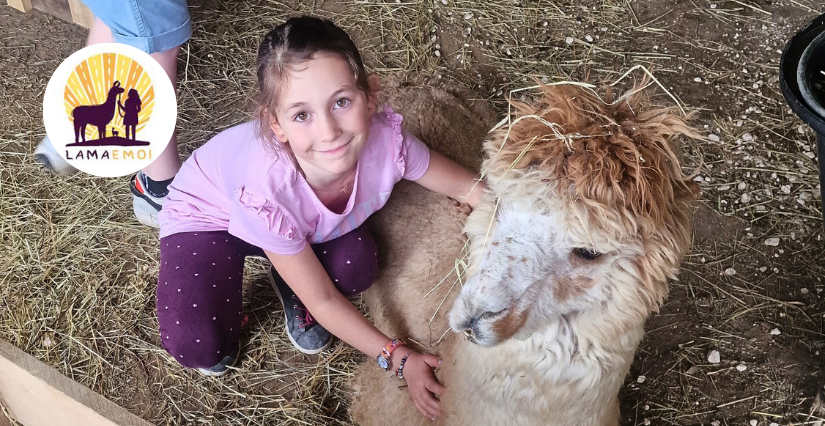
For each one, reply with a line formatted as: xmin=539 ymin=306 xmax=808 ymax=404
xmin=139 ymin=45 xmax=181 ymax=181
xmin=86 ymin=13 xmax=183 ymax=184
xmin=157 ymin=231 xmax=258 ymax=369
xmin=310 ymin=224 xmax=379 ymax=296
xmin=85 ymin=0 xmax=190 ymax=181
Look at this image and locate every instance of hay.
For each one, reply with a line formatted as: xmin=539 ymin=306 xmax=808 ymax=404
xmin=3 ymin=0 xmax=825 ymax=424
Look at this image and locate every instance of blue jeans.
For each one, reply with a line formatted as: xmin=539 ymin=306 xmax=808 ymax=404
xmin=82 ymin=0 xmax=192 ymax=53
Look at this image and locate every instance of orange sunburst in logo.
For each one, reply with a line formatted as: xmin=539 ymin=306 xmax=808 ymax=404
xmin=63 ymin=53 xmax=154 ymax=140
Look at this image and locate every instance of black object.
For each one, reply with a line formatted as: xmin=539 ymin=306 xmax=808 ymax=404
xmin=780 ymin=12 xmax=825 ymax=224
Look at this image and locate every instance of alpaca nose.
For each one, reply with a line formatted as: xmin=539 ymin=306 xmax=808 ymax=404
xmin=461 ymin=317 xmax=477 ymax=339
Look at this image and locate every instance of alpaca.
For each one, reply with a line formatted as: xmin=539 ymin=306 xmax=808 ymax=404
xmin=351 ymin=82 xmax=700 ymax=426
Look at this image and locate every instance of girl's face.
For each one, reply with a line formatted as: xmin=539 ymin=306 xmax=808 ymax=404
xmin=269 ymin=53 xmax=375 ymax=181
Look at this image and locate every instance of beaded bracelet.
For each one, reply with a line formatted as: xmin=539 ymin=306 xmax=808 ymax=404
xmin=395 ymin=353 xmax=410 ymax=379
xmin=376 ymin=339 xmax=405 ymax=371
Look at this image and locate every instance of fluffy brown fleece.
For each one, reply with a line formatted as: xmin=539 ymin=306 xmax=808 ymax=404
xmin=488 ymin=83 xmax=698 ymax=238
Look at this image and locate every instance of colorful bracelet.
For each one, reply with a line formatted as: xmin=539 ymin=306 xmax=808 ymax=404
xmin=395 ymin=353 xmax=410 ymax=379
xmin=376 ymin=339 xmax=405 ymax=371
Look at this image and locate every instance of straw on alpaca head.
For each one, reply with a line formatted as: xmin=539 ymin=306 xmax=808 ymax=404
xmin=351 ymin=82 xmax=700 ymax=426
xmin=450 ymin=82 xmax=700 ymax=347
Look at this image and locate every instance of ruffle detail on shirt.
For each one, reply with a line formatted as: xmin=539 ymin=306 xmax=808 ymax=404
xmin=234 ymin=186 xmax=296 ymax=240
xmin=381 ymin=106 xmax=408 ymax=176
xmin=159 ymin=206 xmax=192 ymax=218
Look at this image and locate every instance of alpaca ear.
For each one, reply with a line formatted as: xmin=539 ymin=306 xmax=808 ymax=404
xmin=675 ymin=180 xmax=701 ymax=202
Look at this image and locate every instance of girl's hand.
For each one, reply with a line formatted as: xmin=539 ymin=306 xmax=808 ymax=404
xmin=402 ymin=351 xmax=445 ymax=419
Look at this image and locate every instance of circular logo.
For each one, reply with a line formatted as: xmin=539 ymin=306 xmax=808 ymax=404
xmin=43 ymin=43 xmax=176 ymax=177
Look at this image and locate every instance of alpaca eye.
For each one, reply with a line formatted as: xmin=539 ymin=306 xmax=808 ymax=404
xmin=573 ymin=248 xmax=601 ymax=260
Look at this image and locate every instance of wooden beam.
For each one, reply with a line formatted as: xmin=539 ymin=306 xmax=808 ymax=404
xmin=67 ymin=0 xmax=93 ymax=28
xmin=31 ymin=0 xmax=72 ymax=25
xmin=0 ymin=340 xmax=151 ymax=426
xmin=6 ymin=0 xmax=33 ymax=13
xmin=16 ymin=0 xmax=95 ymax=28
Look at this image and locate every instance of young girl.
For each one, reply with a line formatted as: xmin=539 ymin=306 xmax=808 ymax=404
xmin=156 ymin=16 xmax=483 ymax=419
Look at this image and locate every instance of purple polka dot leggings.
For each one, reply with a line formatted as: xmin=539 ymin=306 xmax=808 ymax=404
xmin=157 ymin=225 xmax=378 ymax=369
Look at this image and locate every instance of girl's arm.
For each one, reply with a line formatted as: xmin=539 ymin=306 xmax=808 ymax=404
xmin=414 ymin=150 xmax=486 ymax=207
xmin=266 ymin=246 xmax=445 ymax=419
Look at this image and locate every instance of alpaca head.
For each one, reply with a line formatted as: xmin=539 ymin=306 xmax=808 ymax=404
xmin=109 ymin=81 xmax=125 ymax=99
xmin=448 ymin=83 xmax=700 ymax=346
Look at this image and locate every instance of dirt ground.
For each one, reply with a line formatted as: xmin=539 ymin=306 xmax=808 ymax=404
xmin=2 ymin=0 xmax=825 ymax=425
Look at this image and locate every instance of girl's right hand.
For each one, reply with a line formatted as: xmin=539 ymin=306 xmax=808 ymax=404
xmin=401 ymin=351 xmax=445 ymax=419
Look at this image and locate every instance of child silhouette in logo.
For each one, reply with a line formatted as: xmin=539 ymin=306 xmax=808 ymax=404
xmin=118 ymin=88 xmax=142 ymax=140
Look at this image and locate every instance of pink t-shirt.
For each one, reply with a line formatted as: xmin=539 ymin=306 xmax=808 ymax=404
xmin=158 ymin=108 xmax=431 ymax=254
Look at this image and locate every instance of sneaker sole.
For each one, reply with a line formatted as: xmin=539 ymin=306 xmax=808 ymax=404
xmin=267 ymin=269 xmax=332 ymax=355
xmin=34 ymin=139 xmax=79 ymax=176
xmin=132 ymin=196 xmax=161 ymax=228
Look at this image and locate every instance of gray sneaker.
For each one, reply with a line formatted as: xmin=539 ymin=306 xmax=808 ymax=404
xmin=267 ymin=268 xmax=333 ymax=354
xmin=130 ymin=171 xmax=164 ymax=228
xmin=197 ymin=346 xmax=240 ymax=377
xmin=34 ymin=135 xmax=79 ymax=175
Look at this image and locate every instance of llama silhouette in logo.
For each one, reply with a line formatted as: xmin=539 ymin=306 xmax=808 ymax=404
xmin=67 ymin=80 xmax=149 ymax=147
xmin=72 ymin=81 xmax=123 ymax=143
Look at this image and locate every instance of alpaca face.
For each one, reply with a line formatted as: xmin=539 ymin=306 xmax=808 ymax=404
xmin=448 ymin=83 xmax=699 ymax=346
xmin=447 ymin=196 xmax=636 ymax=346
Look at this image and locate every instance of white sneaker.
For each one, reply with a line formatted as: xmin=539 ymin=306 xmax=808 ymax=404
xmin=34 ymin=135 xmax=78 ymax=176
xmin=130 ymin=171 xmax=165 ymax=228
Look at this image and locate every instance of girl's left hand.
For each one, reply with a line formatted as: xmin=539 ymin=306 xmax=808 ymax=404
xmin=401 ymin=351 xmax=445 ymax=419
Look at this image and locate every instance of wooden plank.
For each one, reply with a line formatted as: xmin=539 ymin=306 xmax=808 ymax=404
xmin=6 ymin=0 xmax=33 ymax=13
xmin=67 ymin=0 xmax=93 ymax=28
xmin=31 ymin=0 xmax=72 ymax=24
xmin=0 ymin=340 xmax=151 ymax=426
